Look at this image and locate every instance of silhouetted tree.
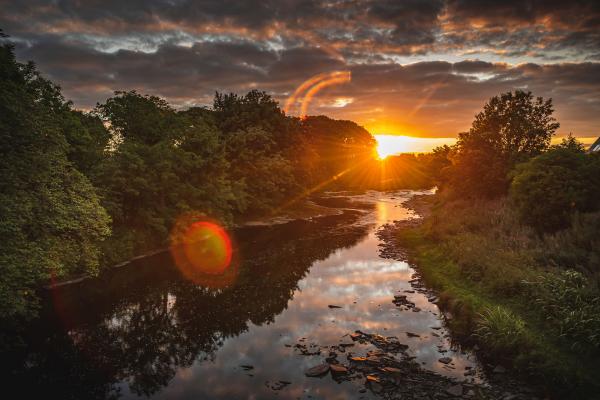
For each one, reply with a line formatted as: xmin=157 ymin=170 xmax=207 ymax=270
xmin=447 ymin=90 xmax=559 ymax=197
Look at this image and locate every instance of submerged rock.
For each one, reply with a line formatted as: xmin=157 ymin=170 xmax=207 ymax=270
xmin=329 ymin=364 xmax=348 ymax=374
xmin=438 ymin=357 xmax=453 ymax=364
xmin=305 ymin=363 xmax=330 ymax=377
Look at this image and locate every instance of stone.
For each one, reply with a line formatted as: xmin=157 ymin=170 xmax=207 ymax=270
xmin=328 ymin=305 xmax=342 ymax=309
xmin=305 ymin=364 xmax=330 ymax=377
xmin=446 ymin=384 xmax=463 ymax=397
xmin=366 ymin=375 xmax=380 ymax=383
xmin=438 ymin=357 xmax=452 ymax=364
xmin=406 ymin=332 xmax=420 ymax=338
xmin=329 ymin=364 xmax=348 ymax=374
xmin=366 ymin=356 xmax=382 ymax=364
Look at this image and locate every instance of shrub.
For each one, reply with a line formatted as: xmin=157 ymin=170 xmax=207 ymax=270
xmin=524 ymin=270 xmax=600 ymax=350
xmin=510 ymin=148 xmax=600 ymax=233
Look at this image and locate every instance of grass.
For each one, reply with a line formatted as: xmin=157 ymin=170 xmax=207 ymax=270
xmin=397 ymin=195 xmax=600 ymax=398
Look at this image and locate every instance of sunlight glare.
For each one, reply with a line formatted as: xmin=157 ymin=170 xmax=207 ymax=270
xmin=374 ymin=134 xmax=457 ymax=157
xmin=375 ymin=135 xmax=408 ymax=159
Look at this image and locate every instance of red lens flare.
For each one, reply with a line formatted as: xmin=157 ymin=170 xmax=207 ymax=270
xmin=170 ymin=218 xmax=236 ymax=288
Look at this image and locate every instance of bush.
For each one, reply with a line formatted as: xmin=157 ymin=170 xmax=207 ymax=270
xmin=524 ymin=270 xmax=600 ymax=350
xmin=510 ymin=148 xmax=600 ymax=233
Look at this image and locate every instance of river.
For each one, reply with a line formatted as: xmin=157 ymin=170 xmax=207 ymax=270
xmin=4 ymin=190 xmax=491 ymax=399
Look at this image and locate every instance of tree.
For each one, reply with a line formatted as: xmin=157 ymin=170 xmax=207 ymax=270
xmin=0 ymin=40 xmax=110 ymax=317
xmin=448 ymin=90 xmax=559 ymax=197
xmin=93 ymin=92 xmax=235 ymax=264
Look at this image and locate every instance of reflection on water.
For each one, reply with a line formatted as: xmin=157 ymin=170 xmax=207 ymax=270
xmin=2 ymin=190 xmax=482 ymax=399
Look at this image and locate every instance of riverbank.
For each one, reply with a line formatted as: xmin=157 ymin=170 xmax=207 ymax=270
xmin=387 ymin=194 xmax=600 ymax=399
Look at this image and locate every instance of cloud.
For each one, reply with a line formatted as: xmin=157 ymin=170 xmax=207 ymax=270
xmin=1 ymin=0 xmax=599 ymax=135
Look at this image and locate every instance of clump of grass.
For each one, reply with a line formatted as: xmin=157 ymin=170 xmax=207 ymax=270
xmin=475 ymin=306 xmax=530 ymax=357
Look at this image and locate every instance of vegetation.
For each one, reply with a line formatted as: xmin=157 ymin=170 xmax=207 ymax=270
xmin=0 ymin=39 xmax=433 ymax=318
xmin=399 ymin=91 xmax=600 ymax=397
xmin=0 ymin=40 xmax=110 ymax=318
xmin=443 ymin=90 xmax=559 ymax=198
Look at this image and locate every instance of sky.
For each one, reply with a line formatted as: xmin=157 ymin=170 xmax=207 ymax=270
xmin=1 ymin=0 xmax=600 ymax=139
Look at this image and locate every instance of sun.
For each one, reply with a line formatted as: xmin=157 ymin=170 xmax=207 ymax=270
xmin=374 ymin=134 xmax=407 ymax=159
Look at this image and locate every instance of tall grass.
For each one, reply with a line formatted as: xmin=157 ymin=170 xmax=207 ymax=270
xmin=402 ymin=194 xmax=600 ymax=396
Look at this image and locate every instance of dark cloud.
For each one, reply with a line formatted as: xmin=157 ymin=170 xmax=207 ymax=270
xmin=1 ymin=0 xmax=599 ymax=135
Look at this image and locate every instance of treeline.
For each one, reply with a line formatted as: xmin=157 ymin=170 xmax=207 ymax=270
xmin=404 ymin=90 xmax=600 ymax=395
xmin=0 ymin=39 xmax=435 ymax=318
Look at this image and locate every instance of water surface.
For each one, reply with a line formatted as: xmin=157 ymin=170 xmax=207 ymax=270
xmin=5 ymin=190 xmax=483 ymax=399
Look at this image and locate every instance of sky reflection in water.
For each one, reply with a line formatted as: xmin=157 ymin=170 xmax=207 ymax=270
xmin=119 ymin=190 xmax=481 ymax=400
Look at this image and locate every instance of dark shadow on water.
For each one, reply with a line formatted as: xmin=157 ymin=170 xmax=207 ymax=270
xmin=1 ymin=210 xmax=371 ymax=399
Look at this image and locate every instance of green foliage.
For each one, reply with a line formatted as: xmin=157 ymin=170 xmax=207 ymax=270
xmin=446 ymin=90 xmax=559 ymax=198
xmin=510 ymin=147 xmax=600 ymax=233
xmin=0 ymin=41 xmax=110 ymax=318
xmin=402 ymin=196 xmax=600 ymax=394
xmin=93 ymin=91 xmax=236 ymax=261
xmin=475 ymin=306 xmax=530 ymax=356
xmin=525 ymin=270 xmax=600 ymax=350
xmin=96 ymin=91 xmax=177 ymax=145
xmin=542 ymin=212 xmax=600 ymax=278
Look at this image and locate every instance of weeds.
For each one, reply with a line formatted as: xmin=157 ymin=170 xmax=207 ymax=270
xmin=475 ymin=306 xmax=530 ymax=356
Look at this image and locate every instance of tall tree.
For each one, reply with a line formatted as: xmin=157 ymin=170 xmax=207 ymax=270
xmin=448 ymin=90 xmax=559 ymax=197
xmin=0 ymin=40 xmax=110 ymax=317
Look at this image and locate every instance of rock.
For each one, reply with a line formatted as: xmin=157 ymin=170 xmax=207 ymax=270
xmin=380 ymin=367 xmax=402 ymax=374
xmin=406 ymin=332 xmax=420 ymax=338
xmin=465 ymin=389 xmax=476 ymax=397
xmin=366 ymin=375 xmax=380 ymax=383
xmin=446 ymin=384 xmax=463 ymax=397
xmin=438 ymin=357 xmax=452 ymax=364
xmin=350 ymin=356 xmax=367 ymax=362
xmin=412 ymin=307 xmax=421 ymax=312
xmin=240 ymin=365 xmax=254 ymax=370
xmin=366 ymin=355 xmax=382 ymax=364
xmin=328 ymin=305 xmax=342 ymax=309
xmin=493 ymin=365 xmax=507 ymax=374
xmin=305 ymin=364 xmax=330 ymax=377
xmin=329 ymin=364 xmax=348 ymax=374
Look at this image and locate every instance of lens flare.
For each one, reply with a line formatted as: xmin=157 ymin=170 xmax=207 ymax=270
xmin=170 ymin=217 xmax=236 ymax=288
xmin=283 ymin=72 xmax=332 ymax=115
xmin=299 ymin=71 xmax=351 ymax=118
xmin=284 ymin=71 xmax=351 ymax=118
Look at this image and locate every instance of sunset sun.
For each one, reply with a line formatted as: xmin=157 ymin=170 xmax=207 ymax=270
xmin=374 ymin=134 xmax=408 ymax=159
